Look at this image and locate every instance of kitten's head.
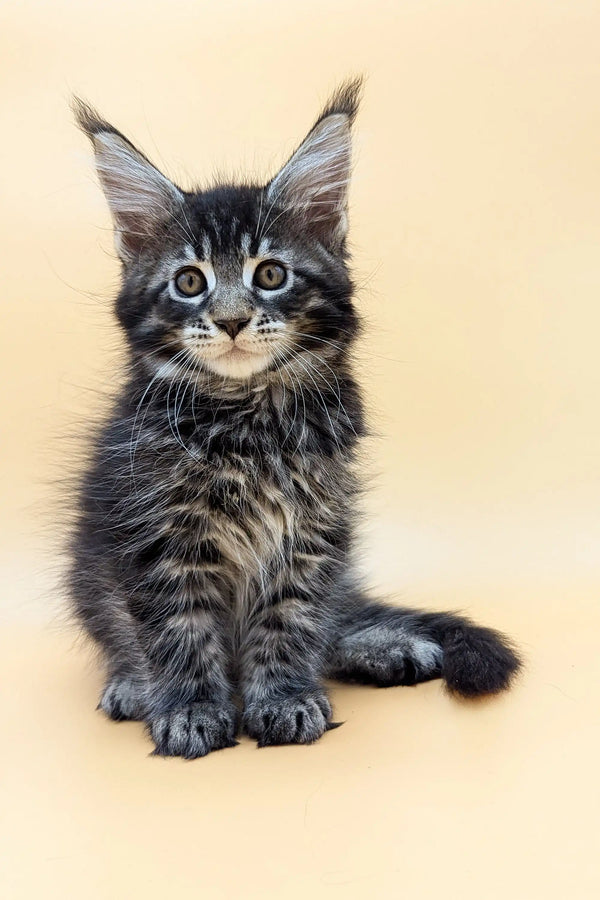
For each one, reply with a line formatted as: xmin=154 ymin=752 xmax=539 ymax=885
xmin=74 ymin=79 xmax=362 ymax=382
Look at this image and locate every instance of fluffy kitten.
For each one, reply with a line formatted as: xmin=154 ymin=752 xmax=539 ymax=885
xmin=69 ymin=80 xmax=521 ymax=758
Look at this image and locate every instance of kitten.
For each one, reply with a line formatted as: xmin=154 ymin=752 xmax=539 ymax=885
xmin=69 ymin=80 xmax=521 ymax=758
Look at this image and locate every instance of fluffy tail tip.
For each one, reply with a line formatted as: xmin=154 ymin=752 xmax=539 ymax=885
xmin=442 ymin=623 xmax=522 ymax=698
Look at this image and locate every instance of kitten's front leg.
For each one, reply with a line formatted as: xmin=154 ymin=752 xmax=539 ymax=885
xmin=132 ymin=591 xmax=238 ymax=759
xmin=240 ymin=589 xmax=334 ymax=747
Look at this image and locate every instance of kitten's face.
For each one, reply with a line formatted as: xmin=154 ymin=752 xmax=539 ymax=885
xmin=74 ymin=80 xmax=361 ymax=383
xmin=120 ymin=186 xmax=354 ymax=380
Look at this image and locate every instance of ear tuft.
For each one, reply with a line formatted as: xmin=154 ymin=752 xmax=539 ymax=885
xmin=72 ymin=96 xmax=119 ymax=140
xmin=72 ymin=96 xmax=183 ymax=263
xmin=316 ymin=75 xmax=363 ymax=125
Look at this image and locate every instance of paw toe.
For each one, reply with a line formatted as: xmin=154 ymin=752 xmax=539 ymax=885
xmin=244 ymin=693 xmax=332 ymax=747
xmin=149 ymin=701 xmax=238 ymax=759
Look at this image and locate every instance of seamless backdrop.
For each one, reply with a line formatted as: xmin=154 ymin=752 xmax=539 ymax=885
xmin=1 ymin=1 xmax=599 ymax=898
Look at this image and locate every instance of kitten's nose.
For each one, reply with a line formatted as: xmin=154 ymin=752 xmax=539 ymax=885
xmin=212 ymin=316 xmax=251 ymax=340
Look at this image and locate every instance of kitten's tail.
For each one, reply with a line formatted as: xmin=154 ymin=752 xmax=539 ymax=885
xmin=439 ymin=618 xmax=522 ymax=697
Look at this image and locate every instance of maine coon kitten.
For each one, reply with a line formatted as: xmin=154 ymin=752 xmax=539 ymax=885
xmin=69 ymin=80 xmax=521 ymax=758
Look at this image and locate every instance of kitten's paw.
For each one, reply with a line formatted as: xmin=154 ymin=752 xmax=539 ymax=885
xmin=149 ymin=701 xmax=239 ymax=759
xmin=330 ymin=634 xmax=443 ymax=687
xmin=243 ymin=691 xmax=334 ymax=747
xmin=99 ymin=675 xmax=148 ymax=721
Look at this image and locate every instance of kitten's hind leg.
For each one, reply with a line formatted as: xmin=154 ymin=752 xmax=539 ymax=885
xmin=329 ymin=601 xmax=521 ymax=696
xmin=329 ymin=603 xmax=443 ymax=687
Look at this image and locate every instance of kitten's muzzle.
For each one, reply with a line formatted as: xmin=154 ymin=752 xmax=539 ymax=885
xmin=211 ymin=316 xmax=251 ymax=340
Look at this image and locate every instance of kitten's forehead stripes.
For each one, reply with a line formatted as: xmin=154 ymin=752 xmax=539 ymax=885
xmin=183 ymin=187 xmax=266 ymax=259
xmin=201 ymin=233 xmax=212 ymax=260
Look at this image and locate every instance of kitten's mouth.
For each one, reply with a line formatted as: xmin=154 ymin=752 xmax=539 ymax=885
xmin=193 ymin=341 xmax=272 ymax=379
xmin=218 ymin=343 xmax=261 ymax=359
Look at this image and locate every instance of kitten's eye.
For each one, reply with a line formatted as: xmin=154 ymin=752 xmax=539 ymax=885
xmin=174 ymin=267 xmax=207 ymax=298
xmin=253 ymin=260 xmax=287 ymax=290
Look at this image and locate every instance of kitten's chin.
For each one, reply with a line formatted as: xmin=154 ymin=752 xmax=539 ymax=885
xmin=203 ymin=346 xmax=271 ymax=379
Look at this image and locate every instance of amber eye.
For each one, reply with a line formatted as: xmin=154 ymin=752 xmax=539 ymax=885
xmin=253 ymin=260 xmax=287 ymax=290
xmin=174 ymin=267 xmax=207 ymax=298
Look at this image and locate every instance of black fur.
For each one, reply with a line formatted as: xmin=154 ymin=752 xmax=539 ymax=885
xmin=68 ymin=79 xmax=521 ymax=758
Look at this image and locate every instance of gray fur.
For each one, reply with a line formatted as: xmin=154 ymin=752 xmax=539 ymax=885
xmin=68 ymin=80 xmax=522 ymax=758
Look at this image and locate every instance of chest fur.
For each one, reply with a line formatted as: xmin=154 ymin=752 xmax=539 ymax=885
xmin=112 ymin=378 xmax=360 ymax=606
xmin=168 ymin=450 xmax=346 ymax=577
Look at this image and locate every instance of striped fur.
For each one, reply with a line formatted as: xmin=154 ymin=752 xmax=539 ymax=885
xmin=68 ymin=80 xmax=521 ymax=758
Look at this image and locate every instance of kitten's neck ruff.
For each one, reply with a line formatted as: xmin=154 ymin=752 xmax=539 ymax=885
xmin=123 ymin=349 xmax=363 ymax=464
xmin=130 ymin=347 xmax=350 ymax=405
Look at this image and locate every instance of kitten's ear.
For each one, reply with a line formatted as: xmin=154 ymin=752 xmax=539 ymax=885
xmin=72 ymin=98 xmax=183 ymax=262
xmin=266 ymin=77 xmax=362 ymax=252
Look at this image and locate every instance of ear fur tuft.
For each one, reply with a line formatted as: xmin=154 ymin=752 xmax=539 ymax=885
xmin=316 ymin=75 xmax=363 ymax=125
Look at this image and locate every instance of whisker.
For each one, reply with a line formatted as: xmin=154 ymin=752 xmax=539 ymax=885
xmin=281 ymin=338 xmax=358 ymax=438
xmin=128 ymin=346 xmax=190 ymax=491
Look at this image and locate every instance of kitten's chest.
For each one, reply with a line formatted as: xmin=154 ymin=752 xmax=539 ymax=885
xmin=171 ymin=448 xmax=342 ymax=577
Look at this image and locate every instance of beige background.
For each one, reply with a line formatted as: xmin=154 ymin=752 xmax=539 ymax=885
xmin=1 ymin=1 xmax=599 ymax=897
